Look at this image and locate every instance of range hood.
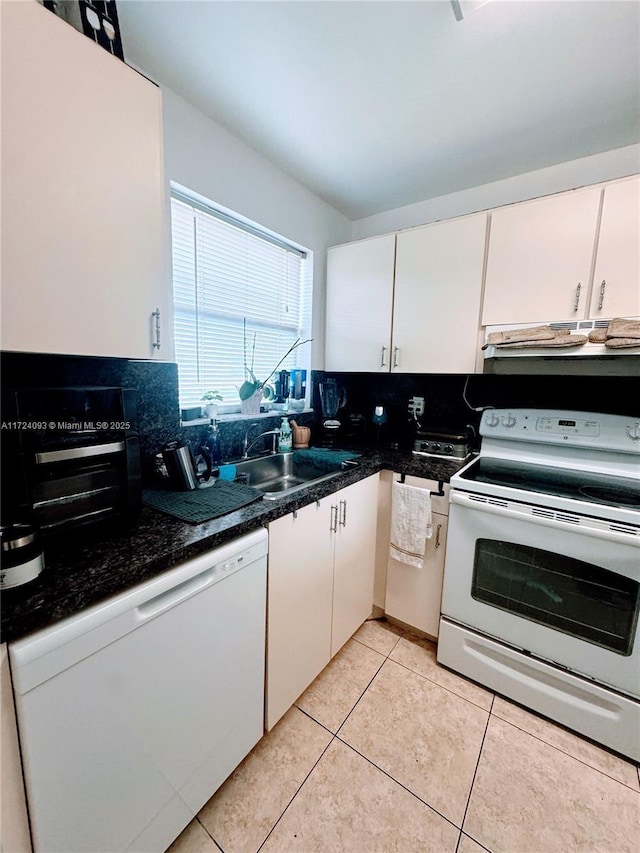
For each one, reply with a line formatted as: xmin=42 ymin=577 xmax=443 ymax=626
xmin=483 ymin=320 xmax=640 ymax=360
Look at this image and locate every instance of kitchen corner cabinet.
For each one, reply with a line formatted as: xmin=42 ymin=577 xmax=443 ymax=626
xmin=266 ymin=475 xmax=378 ymax=730
xmin=385 ymin=477 xmax=449 ymax=638
xmin=392 ymin=215 xmax=487 ymax=373
xmin=589 ymin=176 xmax=640 ymax=318
xmin=482 ymin=186 xmax=602 ymax=326
xmin=1 ymin=1 xmax=168 ymax=359
xmin=325 ymin=235 xmax=396 ymax=372
xmin=1 ymin=645 xmax=32 ymax=853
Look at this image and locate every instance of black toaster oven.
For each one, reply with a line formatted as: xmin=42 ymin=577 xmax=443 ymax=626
xmin=1 ymin=387 xmax=141 ymax=538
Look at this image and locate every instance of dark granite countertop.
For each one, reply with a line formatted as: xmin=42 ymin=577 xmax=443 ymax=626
xmin=1 ymin=448 xmax=466 ymax=644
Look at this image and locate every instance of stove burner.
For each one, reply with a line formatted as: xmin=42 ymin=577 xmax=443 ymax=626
xmin=578 ymin=485 xmax=640 ymax=508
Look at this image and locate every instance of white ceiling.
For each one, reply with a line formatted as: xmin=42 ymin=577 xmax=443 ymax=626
xmin=118 ymin=0 xmax=640 ymax=220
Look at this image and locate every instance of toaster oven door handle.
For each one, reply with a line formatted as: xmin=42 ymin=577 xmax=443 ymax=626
xmin=35 ymin=442 xmax=125 ymax=464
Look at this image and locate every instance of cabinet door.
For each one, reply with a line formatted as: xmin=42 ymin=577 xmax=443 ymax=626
xmin=1 ymin=645 xmax=31 ymax=853
xmin=325 ymin=235 xmax=395 ymax=372
xmin=385 ymin=512 xmax=448 ymax=638
xmin=590 ymin=177 xmax=640 ymax=319
xmin=266 ymin=501 xmax=334 ymax=730
xmin=393 ymin=215 xmax=487 ymax=373
xmin=481 ymin=187 xmax=601 ymax=325
xmin=1 ymin=2 xmax=167 ymax=359
xmin=331 ymin=475 xmax=379 ymax=657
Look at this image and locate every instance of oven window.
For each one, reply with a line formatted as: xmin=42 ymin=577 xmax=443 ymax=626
xmin=472 ymin=540 xmax=639 ymax=655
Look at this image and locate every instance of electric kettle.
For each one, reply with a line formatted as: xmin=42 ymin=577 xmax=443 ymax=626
xmin=161 ymin=441 xmax=211 ymax=491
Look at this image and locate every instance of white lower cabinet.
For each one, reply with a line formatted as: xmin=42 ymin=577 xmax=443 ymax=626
xmin=266 ymin=475 xmax=379 ymax=730
xmin=330 ymin=477 xmax=380 ymax=657
xmin=266 ymin=499 xmax=334 ymax=731
xmin=1 ymin=644 xmax=32 ymax=853
xmin=385 ymin=477 xmax=450 ymax=638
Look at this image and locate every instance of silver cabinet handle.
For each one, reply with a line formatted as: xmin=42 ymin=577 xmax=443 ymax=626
xmin=330 ymin=504 xmax=338 ymax=533
xmin=380 ymin=345 xmax=387 ymax=368
xmin=573 ymin=283 xmax=581 ymax=313
xmin=435 ymin=523 xmax=442 ymax=549
xmin=392 ymin=346 xmax=399 ymax=368
xmin=339 ymin=499 xmax=347 ymax=527
xmin=598 ymin=279 xmax=606 ymax=311
xmin=152 ymin=308 xmax=161 ymax=350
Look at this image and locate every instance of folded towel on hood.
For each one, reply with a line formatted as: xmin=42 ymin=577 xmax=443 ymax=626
xmin=482 ymin=324 xmax=558 ymax=349
xmin=494 ymin=334 xmax=588 ymax=349
xmin=607 ymin=318 xmax=640 ymax=339
xmin=605 ymin=337 xmax=640 ymax=349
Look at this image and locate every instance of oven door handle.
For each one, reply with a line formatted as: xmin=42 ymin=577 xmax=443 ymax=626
xmin=450 ymin=491 xmax=640 ymax=547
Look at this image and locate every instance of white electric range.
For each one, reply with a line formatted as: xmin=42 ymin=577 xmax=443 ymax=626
xmin=438 ymin=408 xmax=640 ymax=761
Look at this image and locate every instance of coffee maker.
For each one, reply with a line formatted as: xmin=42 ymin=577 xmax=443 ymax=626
xmin=318 ymin=380 xmax=347 ymax=446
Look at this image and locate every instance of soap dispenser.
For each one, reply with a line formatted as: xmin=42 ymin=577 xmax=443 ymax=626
xmin=279 ymin=417 xmax=292 ymax=452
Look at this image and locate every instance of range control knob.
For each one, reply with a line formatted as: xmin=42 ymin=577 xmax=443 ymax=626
xmin=443 ymin=444 xmax=453 ymax=454
xmin=432 ymin=443 xmax=442 ymax=452
xmin=626 ymin=422 xmax=640 ymax=441
xmin=485 ymin=412 xmax=500 ymax=428
xmin=502 ymin=414 xmax=517 ymax=428
xmin=420 ymin=442 xmax=429 ymax=451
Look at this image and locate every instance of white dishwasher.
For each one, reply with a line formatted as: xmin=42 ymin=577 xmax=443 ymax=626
xmin=9 ymin=528 xmax=268 ymax=853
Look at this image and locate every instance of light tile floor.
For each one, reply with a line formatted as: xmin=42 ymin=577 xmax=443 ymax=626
xmin=168 ymin=619 xmax=640 ymax=853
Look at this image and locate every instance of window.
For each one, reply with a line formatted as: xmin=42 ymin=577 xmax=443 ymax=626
xmin=170 ymin=189 xmax=311 ymax=410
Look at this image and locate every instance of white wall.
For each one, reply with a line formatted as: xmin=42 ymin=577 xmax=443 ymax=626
xmin=351 ymin=144 xmax=640 ymax=240
xmin=161 ymin=87 xmax=351 ymax=369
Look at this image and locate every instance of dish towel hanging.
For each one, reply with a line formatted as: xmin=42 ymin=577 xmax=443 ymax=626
xmin=389 ymin=481 xmax=432 ymax=568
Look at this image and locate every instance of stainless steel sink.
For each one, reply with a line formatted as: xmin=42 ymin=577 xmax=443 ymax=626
xmin=230 ymin=452 xmax=347 ymax=500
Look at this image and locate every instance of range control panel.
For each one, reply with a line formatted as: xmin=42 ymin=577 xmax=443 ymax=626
xmin=479 ymin=409 xmax=640 ymax=453
xmin=536 ymin=416 xmax=600 ymax=437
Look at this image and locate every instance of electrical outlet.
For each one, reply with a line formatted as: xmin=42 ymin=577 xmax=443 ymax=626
xmin=408 ymin=397 xmax=425 ymax=417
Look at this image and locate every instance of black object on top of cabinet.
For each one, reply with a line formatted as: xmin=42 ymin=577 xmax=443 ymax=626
xmin=43 ymin=1 xmax=125 ymax=61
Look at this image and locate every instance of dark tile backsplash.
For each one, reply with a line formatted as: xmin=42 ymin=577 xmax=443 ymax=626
xmin=311 ymin=370 xmax=640 ymax=450
xmin=0 ymin=352 xmax=314 ymax=481
xmin=1 ymin=351 xmax=181 ymax=469
xmin=2 ymin=352 xmax=638 ymax=481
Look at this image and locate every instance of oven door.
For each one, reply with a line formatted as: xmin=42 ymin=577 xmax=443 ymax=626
xmin=440 ymin=491 xmax=640 ymax=699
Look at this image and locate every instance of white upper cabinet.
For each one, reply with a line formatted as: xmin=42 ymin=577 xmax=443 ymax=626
xmin=392 ymin=214 xmax=487 ymax=373
xmin=1 ymin=1 xmax=168 ymax=359
xmin=481 ymin=186 xmax=601 ymax=326
xmin=589 ymin=176 xmax=640 ymax=319
xmin=325 ymin=234 xmax=396 ymax=372
xmin=325 ymin=217 xmax=487 ymax=374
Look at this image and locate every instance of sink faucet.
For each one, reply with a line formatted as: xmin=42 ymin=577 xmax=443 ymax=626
xmin=242 ymin=427 xmax=280 ymax=459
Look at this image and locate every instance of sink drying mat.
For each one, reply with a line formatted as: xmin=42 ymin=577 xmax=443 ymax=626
xmin=143 ymin=481 xmax=263 ymax=524
xmin=292 ymin=449 xmax=360 ymax=473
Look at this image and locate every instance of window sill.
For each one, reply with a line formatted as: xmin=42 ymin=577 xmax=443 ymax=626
xmin=181 ymin=408 xmax=313 ymax=428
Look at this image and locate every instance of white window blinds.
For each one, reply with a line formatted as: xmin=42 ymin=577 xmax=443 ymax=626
xmin=171 ymin=194 xmax=311 ymax=408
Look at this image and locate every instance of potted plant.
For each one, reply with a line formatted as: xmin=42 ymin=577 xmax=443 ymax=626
xmin=200 ymin=389 xmax=223 ymax=420
xmin=238 ymin=320 xmax=311 ymax=415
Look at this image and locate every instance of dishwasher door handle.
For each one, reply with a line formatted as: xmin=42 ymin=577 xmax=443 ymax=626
xmin=136 ymin=567 xmax=216 ymax=620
